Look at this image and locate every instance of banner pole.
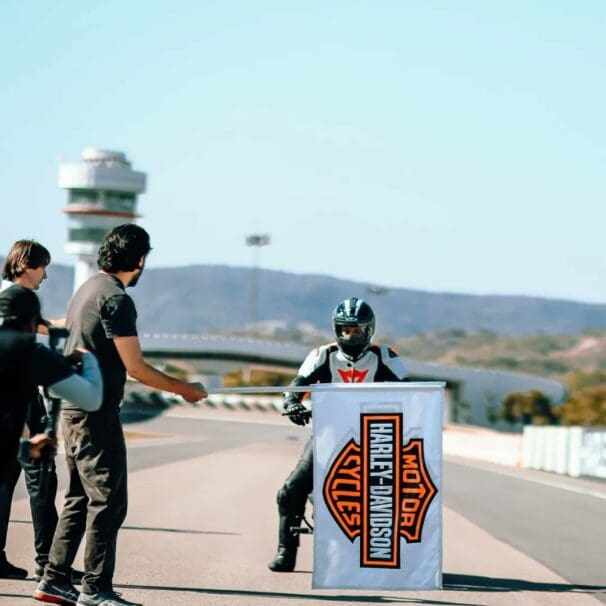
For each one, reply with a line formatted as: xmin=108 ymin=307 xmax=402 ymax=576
xmin=206 ymin=382 xmax=446 ymax=396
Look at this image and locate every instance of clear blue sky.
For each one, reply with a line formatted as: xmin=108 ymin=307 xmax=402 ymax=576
xmin=1 ymin=1 xmax=605 ymax=303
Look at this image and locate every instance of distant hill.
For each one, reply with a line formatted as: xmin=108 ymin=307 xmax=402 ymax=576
xmin=33 ymin=263 xmax=606 ymax=337
xmin=393 ymin=329 xmax=606 ymax=378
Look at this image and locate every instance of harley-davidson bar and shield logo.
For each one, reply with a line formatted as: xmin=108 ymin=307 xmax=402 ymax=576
xmin=323 ymin=413 xmax=437 ymax=568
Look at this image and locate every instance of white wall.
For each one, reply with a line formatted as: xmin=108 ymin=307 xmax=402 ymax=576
xmin=521 ymin=425 xmax=606 ymax=479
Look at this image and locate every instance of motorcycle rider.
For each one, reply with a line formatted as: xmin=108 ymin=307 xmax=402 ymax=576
xmin=268 ymin=297 xmax=407 ymax=572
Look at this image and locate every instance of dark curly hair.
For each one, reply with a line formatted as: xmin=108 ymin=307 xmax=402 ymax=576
xmin=97 ymin=224 xmax=151 ymax=272
xmin=2 ymin=240 xmax=51 ymax=281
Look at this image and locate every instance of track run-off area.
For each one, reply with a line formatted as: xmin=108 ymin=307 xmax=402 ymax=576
xmin=2 ymin=407 xmax=605 ymax=606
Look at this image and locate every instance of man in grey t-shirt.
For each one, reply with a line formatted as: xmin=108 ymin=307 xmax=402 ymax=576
xmin=63 ymin=272 xmax=139 ymax=411
xmin=36 ymin=225 xmax=207 ymax=606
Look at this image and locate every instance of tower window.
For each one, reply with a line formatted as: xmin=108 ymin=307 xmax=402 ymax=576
xmin=69 ymin=190 xmax=99 ymax=205
xmin=68 ymin=227 xmax=109 ymax=244
xmin=68 ymin=190 xmax=136 ymax=213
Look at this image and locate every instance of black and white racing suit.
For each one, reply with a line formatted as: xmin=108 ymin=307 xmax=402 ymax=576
xmin=276 ymin=342 xmax=407 ymax=546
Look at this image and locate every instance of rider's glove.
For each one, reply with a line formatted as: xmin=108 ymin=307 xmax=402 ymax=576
xmin=285 ymin=401 xmax=311 ymax=426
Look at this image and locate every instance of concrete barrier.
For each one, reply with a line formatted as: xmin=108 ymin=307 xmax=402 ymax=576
xmin=521 ymin=425 xmax=606 ymax=479
xmin=442 ymin=425 xmax=523 ymax=467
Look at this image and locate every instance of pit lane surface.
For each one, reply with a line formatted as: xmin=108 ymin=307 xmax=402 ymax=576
xmin=4 ymin=408 xmax=605 ymax=605
xmin=444 ymin=456 xmax=606 ymax=591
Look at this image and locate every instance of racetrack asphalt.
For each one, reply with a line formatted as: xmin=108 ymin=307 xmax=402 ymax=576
xmin=2 ymin=407 xmax=604 ymax=605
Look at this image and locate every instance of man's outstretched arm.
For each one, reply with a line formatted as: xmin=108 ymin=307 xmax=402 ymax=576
xmin=114 ymin=336 xmax=207 ymax=402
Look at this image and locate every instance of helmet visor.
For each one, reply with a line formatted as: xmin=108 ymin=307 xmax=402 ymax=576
xmin=335 ymin=323 xmax=370 ymax=348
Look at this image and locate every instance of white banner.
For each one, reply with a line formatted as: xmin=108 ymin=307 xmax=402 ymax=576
xmin=312 ymin=382 xmax=443 ymax=590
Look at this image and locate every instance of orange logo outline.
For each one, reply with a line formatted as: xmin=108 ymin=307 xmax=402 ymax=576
xmin=323 ymin=413 xmax=437 ymax=568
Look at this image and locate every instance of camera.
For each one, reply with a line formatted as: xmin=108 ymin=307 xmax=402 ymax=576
xmin=48 ymin=326 xmax=69 ymax=353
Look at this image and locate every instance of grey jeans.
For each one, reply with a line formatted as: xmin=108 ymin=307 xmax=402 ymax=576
xmin=45 ymin=407 xmax=127 ymax=594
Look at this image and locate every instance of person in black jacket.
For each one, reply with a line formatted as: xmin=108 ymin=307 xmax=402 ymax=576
xmin=0 ymin=285 xmax=102 ymax=579
xmin=268 ymin=297 xmax=407 ymax=572
xmin=0 ymin=239 xmax=80 ymax=582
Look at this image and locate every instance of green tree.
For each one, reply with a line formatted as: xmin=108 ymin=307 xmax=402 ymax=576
xmin=501 ymin=392 xmax=526 ymax=424
xmin=526 ymin=389 xmax=557 ymax=425
xmin=556 ymin=371 xmax=606 ymax=426
xmin=501 ymin=390 xmax=556 ymax=425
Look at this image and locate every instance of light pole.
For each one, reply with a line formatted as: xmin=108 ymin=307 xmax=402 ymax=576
xmin=245 ymin=233 xmax=270 ymax=332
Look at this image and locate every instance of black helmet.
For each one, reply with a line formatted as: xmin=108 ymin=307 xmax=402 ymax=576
xmin=332 ymin=297 xmax=375 ymax=358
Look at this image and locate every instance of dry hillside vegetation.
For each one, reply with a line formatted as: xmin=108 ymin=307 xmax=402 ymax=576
xmin=389 ymin=329 xmax=606 ymax=379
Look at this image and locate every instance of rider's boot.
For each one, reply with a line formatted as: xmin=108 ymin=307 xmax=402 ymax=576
xmin=268 ymin=514 xmax=301 ymax=572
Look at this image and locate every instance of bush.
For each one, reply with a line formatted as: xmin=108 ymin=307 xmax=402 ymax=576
xmin=556 ymin=372 xmax=606 ymax=426
xmin=501 ymin=390 xmax=557 ymax=425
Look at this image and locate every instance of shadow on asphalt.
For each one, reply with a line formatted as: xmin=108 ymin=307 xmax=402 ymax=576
xmin=116 ymin=584 xmax=477 ymax=605
xmin=443 ymin=573 xmax=606 ymax=596
xmin=11 ymin=519 xmax=239 ymax=537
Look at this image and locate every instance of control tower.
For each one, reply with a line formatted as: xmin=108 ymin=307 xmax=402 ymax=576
xmin=58 ymin=148 xmax=147 ymax=292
